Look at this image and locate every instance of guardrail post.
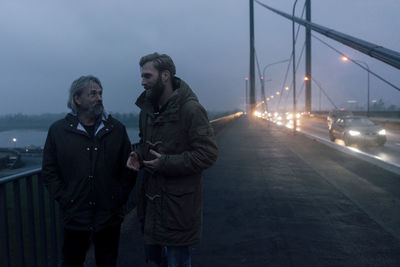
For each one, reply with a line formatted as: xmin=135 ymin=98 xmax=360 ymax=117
xmin=48 ymin=191 xmax=58 ymax=267
xmin=37 ymin=176 xmax=49 ymax=267
xmin=0 ymin=184 xmax=10 ymax=267
xmin=26 ymin=176 xmax=39 ymax=267
xmin=13 ymin=180 xmax=25 ymax=267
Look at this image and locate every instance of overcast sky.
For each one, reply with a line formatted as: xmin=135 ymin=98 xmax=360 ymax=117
xmin=1 ymin=0 xmax=399 ymax=115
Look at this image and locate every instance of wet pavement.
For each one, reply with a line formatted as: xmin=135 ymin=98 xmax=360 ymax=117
xmin=89 ymin=116 xmax=400 ymax=266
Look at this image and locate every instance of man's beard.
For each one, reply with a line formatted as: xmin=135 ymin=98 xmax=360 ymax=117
xmin=145 ymin=76 xmax=164 ymax=104
xmin=87 ymin=102 xmax=104 ymax=119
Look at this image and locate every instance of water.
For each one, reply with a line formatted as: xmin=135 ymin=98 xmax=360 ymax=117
xmin=0 ymin=128 xmax=140 ymax=148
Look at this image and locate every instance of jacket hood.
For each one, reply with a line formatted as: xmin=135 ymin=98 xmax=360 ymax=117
xmin=135 ymin=77 xmax=199 ymax=115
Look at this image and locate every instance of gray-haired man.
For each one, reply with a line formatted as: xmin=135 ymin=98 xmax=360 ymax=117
xmin=42 ymin=75 xmax=136 ymax=267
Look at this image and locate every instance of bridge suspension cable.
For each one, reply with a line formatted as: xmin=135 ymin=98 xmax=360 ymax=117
xmin=255 ymin=50 xmax=268 ymax=111
xmin=311 ymin=34 xmax=400 ymax=92
xmin=311 ymin=78 xmax=338 ymax=109
xmin=275 ymin=7 xmax=305 ymax=111
xmin=278 ymin=42 xmax=306 ymax=111
xmin=254 ymin=0 xmax=400 ymax=71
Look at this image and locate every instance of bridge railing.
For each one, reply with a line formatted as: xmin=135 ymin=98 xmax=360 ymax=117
xmin=0 ymin=168 xmax=61 ymax=267
xmin=210 ymin=111 xmax=243 ymax=134
xmin=0 ymin=112 xmax=244 ymax=267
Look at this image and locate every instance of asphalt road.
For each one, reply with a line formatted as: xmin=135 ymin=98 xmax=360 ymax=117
xmin=86 ymin=116 xmax=400 ymax=266
xmin=294 ymin=117 xmax=400 ymax=167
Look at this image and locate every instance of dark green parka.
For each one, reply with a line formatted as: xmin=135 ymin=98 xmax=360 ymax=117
xmin=135 ymin=78 xmax=218 ymax=246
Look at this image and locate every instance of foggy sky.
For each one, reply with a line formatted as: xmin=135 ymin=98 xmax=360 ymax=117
xmin=1 ymin=0 xmax=399 ymax=115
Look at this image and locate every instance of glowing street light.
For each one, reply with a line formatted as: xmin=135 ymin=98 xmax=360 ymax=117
xmin=341 ymin=56 xmax=370 ymax=116
xmin=304 ymin=76 xmax=309 ymax=81
xmin=12 ymin=138 xmax=17 ymax=148
xmin=261 ymin=59 xmax=290 ymax=104
xmin=285 ymin=86 xmax=289 ymax=91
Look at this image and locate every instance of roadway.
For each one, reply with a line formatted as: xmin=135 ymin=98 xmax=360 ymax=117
xmin=83 ymin=115 xmax=400 ymax=266
xmin=276 ymin=116 xmax=400 ymax=169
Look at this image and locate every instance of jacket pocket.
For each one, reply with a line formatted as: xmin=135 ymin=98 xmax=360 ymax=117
xmin=59 ymin=195 xmax=75 ymax=211
xmin=111 ymin=181 xmax=124 ymax=211
xmin=162 ymin=187 xmax=197 ymax=231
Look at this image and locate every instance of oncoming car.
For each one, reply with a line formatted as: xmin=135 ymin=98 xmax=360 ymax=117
xmin=327 ymin=109 xmax=353 ymax=130
xmin=329 ymin=116 xmax=386 ymax=146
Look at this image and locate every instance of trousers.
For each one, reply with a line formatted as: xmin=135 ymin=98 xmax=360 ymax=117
xmin=145 ymin=244 xmax=191 ymax=267
xmin=62 ymin=224 xmax=121 ymax=267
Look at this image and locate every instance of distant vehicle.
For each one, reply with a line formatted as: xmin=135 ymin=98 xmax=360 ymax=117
xmin=327 ymin=110 xmax=353 ymax=130
xmin=329 ymin=116 xmax=386 ymax=146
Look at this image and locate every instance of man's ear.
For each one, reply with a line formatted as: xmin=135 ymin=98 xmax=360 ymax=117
xmin=162 ymin=70 xmax=170 ymax=83
xmin=74 ymin=95 xmax=81 ymax=106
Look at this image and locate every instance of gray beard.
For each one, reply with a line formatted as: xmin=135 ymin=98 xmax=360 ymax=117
xmin=87 ymin=103 xmax=104 ymax=118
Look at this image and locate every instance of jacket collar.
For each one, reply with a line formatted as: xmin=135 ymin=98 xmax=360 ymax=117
xmin=135 ymin=77 xmax=198 ymax=119
xmin=66 ymin=111 xmax=110 ymax=136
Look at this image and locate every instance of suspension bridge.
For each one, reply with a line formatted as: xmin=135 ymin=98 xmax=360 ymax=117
xmin=1 ymin=1 xmax=400 ymax=266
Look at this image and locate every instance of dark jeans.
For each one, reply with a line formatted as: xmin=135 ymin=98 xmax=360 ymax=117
xmin=62 ymin=225 xmax=121 ymax=267
xmin=145 ymin=244 xmax=191 ymax=267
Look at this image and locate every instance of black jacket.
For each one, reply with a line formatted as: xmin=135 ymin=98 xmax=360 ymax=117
xmin=41 ymin=113 xmax=136 ymax=231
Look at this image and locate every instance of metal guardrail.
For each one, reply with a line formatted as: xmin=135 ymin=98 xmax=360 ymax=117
xmin=0 ymin=168 xmax=61 ymax=267
xmin=0 ymin=112 xmax=244 ymax=267
xmin=210 ymin=112 xmax=244 ymax=135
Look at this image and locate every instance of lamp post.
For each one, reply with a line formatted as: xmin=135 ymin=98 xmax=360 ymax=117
xmin=261 ymin=59 xmax=290 ymax=111
xmin=341 ymin=56 xmax=370 ymax=117
xmin=12 ymin=138 xmax=17 ymax=149
xmin=292 ymin=0 xmax=299 ymax=133
xmin=245 ymin=77 xmax=249 ymax=113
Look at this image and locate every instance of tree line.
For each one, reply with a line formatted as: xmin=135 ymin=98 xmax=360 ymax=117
xmin=0 ymin=110 xmax=241 ymax=131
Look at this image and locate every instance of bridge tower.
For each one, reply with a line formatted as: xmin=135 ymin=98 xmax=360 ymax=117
xmin=305 ymin=0 xmax=312 ymax=112
xmin=249 ymin=0 xmax=256 ymax=113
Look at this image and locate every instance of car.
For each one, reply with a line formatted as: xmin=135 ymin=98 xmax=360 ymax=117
xmin=329 ymin=116 xmax=386 ymax=146
xmin=327 ymin=109 xmax=353 ymax=130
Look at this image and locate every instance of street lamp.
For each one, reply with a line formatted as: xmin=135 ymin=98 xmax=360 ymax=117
xmin=245 ymin=77 xmax=249 ymax=113
xmin=261 ymin=59 xmax=290 ymax=105
xmin=341 ymin=56 xmax=370 ymax=117
xmin=292 ymin=0 xmax=299 ymax=133
xmin=12 ymin=138 xmax=17 ymax=148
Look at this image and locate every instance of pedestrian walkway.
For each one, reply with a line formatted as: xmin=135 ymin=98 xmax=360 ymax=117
xmin=92 ymin=116 xmax=400 ymax=267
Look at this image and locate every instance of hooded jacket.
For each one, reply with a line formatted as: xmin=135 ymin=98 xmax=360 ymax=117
xmin=135 ymin=78 xmax=218 ymax=246
xmin=41 ymin=113 xmax=135 ymax=231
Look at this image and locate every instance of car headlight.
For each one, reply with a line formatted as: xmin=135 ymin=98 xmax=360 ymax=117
xmin=349 ymin=130 xmax=361 ymax=136
xmin=378 ymin=129 xmax=386 ymax=135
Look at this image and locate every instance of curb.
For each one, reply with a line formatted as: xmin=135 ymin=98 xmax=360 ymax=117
xmin=297 ymin=128 xmax=400 ymax=176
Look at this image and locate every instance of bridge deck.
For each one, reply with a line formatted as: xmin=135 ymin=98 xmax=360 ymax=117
xmin=91 ymin=116 xmax=400 ymax=266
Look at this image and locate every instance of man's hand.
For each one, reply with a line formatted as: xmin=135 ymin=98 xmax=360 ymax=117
xmin=143 ymin=149 xmax=162 ymax=170
xmin=126 ymin=152 xmax=140 ymax=171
